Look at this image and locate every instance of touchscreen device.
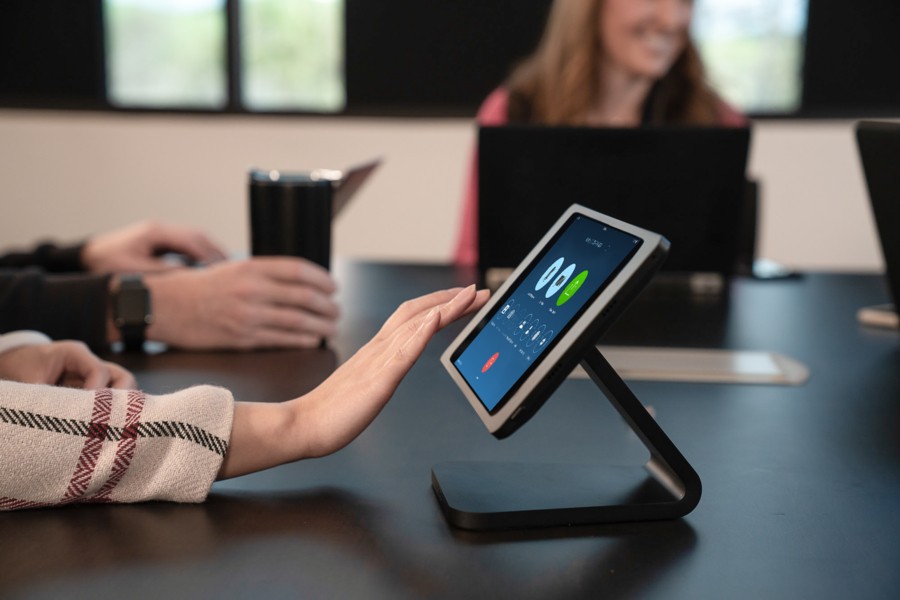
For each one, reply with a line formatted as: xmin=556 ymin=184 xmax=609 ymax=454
xmin=442 ymin=204 xmax=669 ymax=438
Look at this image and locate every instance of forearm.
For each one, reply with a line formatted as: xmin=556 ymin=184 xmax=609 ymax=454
xmin=217 ymin=399 xmax=313 ymax=480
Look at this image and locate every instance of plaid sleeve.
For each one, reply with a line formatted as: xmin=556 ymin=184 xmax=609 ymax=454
xmin=0 ymin=381 xmax=234 ymax=510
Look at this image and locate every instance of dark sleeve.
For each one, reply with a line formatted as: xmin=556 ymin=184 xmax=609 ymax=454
xmin=0 ymin=243 xmax=86 ymax=273
xmin=0 ymin=268 xmax=111 ymax=350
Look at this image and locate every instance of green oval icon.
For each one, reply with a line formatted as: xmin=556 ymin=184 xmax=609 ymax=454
xmin=557 ymin=270 xmax=588 ymax=306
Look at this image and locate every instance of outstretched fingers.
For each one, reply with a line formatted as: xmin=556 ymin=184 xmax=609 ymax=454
xmin=437 ymin=287 xmax=490 ymax=328
xmin=377 ymin=284 xmax=489 ymax=339
xmin=375 ymin=288 xmax=465 ymax=340
xmin=376 ymin=285 xmax=487 ymax=375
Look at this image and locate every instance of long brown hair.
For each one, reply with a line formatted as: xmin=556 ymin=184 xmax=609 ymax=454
xmin=505 ymin=0 xmax=723 ymax=125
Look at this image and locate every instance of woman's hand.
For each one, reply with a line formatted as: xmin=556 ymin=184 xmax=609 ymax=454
xmin=218 ymin=285 xmax=489 ymax=479
xmin=0 ymin=341 xmax=136 ymax=389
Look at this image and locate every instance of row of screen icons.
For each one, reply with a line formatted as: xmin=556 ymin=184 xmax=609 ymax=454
xmin=496 ymin=301 xmax=555 ymax=354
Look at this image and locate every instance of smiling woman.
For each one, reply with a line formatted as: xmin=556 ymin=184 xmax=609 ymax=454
xmin=598 ymin=0 xmax=696 ymax=97
xmin=453 ymin=0 xmax=748 ymax=267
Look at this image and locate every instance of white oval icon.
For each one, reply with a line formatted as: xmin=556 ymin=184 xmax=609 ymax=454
xmin=545 ymin=263 xmax=576 ymax=299
xmin=536 ymin=257 xmax=564 ymax=291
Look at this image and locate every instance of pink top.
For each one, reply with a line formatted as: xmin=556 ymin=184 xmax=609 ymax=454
xmin=452 ymin=87 xmax=749 ymax=266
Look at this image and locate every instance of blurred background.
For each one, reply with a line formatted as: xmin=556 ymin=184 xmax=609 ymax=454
xmin=0 ymin=0 xmax=897 ymax=270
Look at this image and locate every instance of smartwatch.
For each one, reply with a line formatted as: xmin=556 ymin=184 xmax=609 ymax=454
xmin=113 ymin=274 xmax=153 ymax=351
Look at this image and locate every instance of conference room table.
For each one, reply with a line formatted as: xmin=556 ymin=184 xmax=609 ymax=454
xmin=1 ymin=261 xmax=898 ymax=599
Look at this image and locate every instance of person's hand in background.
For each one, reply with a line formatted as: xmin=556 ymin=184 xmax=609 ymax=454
xmin=82 ymin=220 xmax=227 ymax=273
xmin=0 ymin=341 xmax=136 ymax=389
xmin=142 ymin=257 xmax=340 ymax=350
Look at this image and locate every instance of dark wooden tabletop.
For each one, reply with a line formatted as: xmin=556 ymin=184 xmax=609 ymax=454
xmin=1 ymin=262 xmax=898 ymax=599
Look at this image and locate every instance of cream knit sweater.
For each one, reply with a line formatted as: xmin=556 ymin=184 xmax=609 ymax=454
xmin=0 ymin=334 xmax=234 ymax=510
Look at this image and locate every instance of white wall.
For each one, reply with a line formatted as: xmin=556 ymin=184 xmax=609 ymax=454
xmin=0 ymin=109 xmax=885 ymax=272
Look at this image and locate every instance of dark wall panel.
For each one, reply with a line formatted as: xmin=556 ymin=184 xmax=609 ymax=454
xmin=345 ymin=1 xmax=552 ymax=116
xmin=803 ymin=0 xmax=900 ymax=116
xmin=0 ymin=0 xmax=105 ymax=107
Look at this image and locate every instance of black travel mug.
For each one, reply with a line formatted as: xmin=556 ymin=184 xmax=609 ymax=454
xmin=249 ymin=169 xmax=333 ymax=269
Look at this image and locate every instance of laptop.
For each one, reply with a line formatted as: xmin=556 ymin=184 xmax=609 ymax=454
xmin=478 ymin=126 xmax=752 ymax=287
xmin=310 ymin=156 xmax=382 ymax=217
xmin=855 ymin=121 xmax=900 ymax=329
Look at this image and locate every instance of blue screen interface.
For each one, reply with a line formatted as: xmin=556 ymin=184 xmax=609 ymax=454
xmin=453 ymin=215 xmax=642 ymax=413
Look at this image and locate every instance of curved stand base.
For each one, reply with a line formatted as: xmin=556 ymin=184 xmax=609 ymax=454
xmin=432 ymin=347 xmax=701 ymax=531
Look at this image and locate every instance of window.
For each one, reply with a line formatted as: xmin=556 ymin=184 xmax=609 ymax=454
xmin=241 ymin=0 xmax=344 ymax=112
xmin=104 ymin=0 xmax=345 ymax=112
xmin=105 ymin=0 xmax=227 ymax=109
xmin=693 ymin=0 xmax=809 ymax=114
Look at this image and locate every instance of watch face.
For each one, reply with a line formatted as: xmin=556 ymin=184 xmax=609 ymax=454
xmin=116 ymin=277 xmax=151 ymax=327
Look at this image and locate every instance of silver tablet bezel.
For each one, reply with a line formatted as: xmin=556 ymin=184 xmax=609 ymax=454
xmin=441 ymin=204 xmax=668 ymax=436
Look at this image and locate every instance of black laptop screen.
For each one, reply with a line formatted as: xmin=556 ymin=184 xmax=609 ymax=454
xmin=477 ymin=125 xmax=750 ymax=276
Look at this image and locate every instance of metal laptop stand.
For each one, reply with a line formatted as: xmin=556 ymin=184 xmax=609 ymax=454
xmin=431 ymin=346 xmax=701 ymax=531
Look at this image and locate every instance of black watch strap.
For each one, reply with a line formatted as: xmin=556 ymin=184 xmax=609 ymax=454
xmin=113 ymin=275 xmax=152 ymax=351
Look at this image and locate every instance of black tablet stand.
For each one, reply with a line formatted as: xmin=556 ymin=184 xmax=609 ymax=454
xmin=431 ymin=346 xmax=701 ymax=531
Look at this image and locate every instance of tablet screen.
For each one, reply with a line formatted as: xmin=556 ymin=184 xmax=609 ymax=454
xmin=452 ymin=214 xmax=643 ymax=413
